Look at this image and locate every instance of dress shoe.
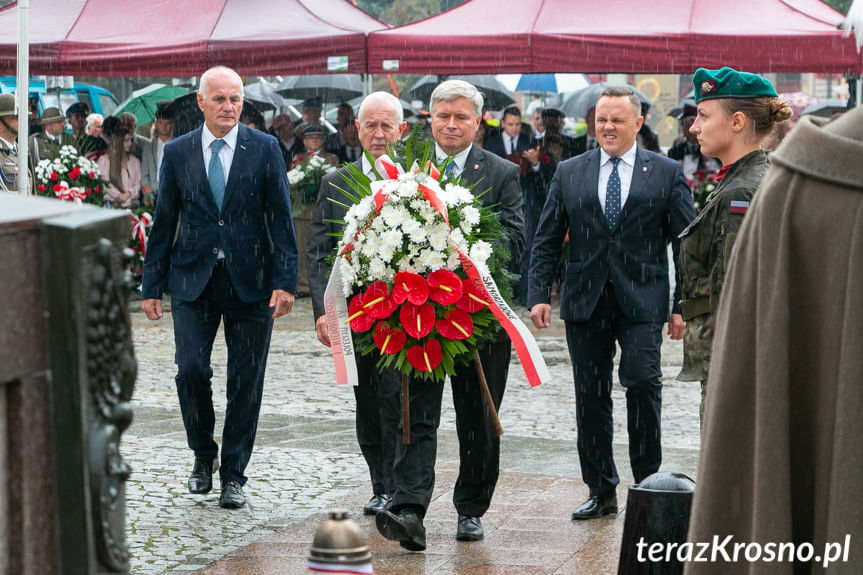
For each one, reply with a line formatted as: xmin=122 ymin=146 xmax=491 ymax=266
xmin=456 ymin=514 xmax=484 ymax=541
xmin=219 ymin=480 xmax=246 ymax=509
xmin=363 ymin=493 xmax=391 ymax=515
xmin=375 ymin=508 xmax=426 ymax=552
xmin=571 ymin=494 xmax=618 ymax=520
xmin=188 ymin=457 xmax=219 ymax=494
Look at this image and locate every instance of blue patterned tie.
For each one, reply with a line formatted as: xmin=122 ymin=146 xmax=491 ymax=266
xmin=445 ymin=160 xmax=456 ymax=177
xmin=605 ymin=157 xmax=621 ymax=230
xmin=208 ymin=139 xmax=226 ymax=211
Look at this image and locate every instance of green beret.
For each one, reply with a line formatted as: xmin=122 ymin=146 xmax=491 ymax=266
xmin=693 ymin=67 xmax=778 ymax=103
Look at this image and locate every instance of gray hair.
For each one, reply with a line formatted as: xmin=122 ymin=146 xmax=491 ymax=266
xmin=199 ymin=66 xmax=244 ymax=98
xmin=358 ymin=91 xmax=403 ymax=125
xmin=430 ymin=80 xmax=484 ymax=118
xmin=85 ymin=113 xmax=103 ymax=131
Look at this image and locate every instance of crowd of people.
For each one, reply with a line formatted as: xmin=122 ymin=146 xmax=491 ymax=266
xmin=9 ymin=61 xmax=857 ymax=568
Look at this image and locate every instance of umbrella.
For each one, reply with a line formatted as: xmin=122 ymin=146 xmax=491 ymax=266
xmin=275 ymin=74 xmax=364 ymax=103
xmin=497 ymin=73 xmax=590 ymax=95
xmin=115 ymin=83 xmax=189 ymax=125
xmin=326 ymin=95 xmax=419 ymax=122
xmin=406 ymin=75 xmax=515 ymax=110
xmin=561 ymin=83 xmax=652 ymax=119
xmin=800 ymin=98 xmax=848 ymax=118
xmin=243 ymin=80 xmax=298 ymax=110
xmin=668 ymin=90 xmax=696 ymax=118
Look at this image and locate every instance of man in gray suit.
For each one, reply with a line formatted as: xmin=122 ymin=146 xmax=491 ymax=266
xmin=528 ymin=87 xmax=695 ymax=521
xmin=375 ymin=79 xmax=525 ymax=551
xmin=307 ymin=91 xmax=407 ymax=518
xmin=141 ymin=102 xmax=174 ymax=207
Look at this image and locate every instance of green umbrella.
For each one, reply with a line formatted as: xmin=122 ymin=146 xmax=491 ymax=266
xmin=115 ymin=83 xmax=189 ymax=125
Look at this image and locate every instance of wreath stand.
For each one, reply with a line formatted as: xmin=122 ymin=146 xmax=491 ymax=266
xmin=401 ymin=350 xmax=503 ymax=444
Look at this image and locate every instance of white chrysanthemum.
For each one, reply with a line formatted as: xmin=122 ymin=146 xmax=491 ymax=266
xmin=368 ymin=257 xmax=387 ymax=280
xmin=287 ymin=169 xmax=304 ymax=185
xmin=360 ymin=230 xmax=382 ymax=257
xmin=446 ymin=247 xmax=461 ymax=270
xmin=460 ymin=205 xmax=480 ymax=226
xmin=443 ymin=183 xmax=474 ymax=206
xmin=449 ymin=228 xmax=469 ymax=252
xmin=396 ymin=255 xmax=415 ymax=273
xmin=381 ymin=228 xmax=403 ymax=249
xmin=348 ymin=195 xmax=375 ymax=223
xmin=407 ymin=225 xmax=427 ymax=244
xmin=469 ymin=240 xmax=492 ymax=267
xmin=370 ymin=215 xmax=387 ymax=232
xmin=394 ymin=178 xmax=419 ymax=199
xmin=418 ymin=249 xmax=445 ymax=271
xmin=428 ymin=223 xmax=449 ymax=252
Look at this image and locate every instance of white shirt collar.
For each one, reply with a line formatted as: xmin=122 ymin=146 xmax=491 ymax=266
xmin=362 ymin=153 xmax=375 ymax=177
xmin=435 ymin=143 xmax=472 ymax=173
xmin=0 ymin=135 xmax=15 ymax=150
xmin=202 ymin=123 xmax=239 ymax=151
xmin=599 ymin=141 xmax=638 ymax=167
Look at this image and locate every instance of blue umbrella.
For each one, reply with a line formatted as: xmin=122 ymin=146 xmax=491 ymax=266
xmin=507 ymin=74 xmax=590 ymax=95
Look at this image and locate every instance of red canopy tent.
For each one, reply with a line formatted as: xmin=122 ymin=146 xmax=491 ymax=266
xmin=0 ymin=0 xmax=387 ymax=76
xmin=368 ymin=0 xmax=861 ymax=74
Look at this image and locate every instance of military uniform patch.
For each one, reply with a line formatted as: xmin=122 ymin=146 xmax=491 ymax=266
xmin=729 ymin=200 xmax=749 ymax=214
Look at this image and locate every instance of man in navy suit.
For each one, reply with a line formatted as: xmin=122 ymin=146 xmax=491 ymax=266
xmin=528 ymin=87 xmax=695 ymax=520
xmin=141 ymin=66 xmax=298 ymax=509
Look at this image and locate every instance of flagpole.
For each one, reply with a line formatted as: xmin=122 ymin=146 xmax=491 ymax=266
xmin=17 ymin=0 xmax=30 ymax=194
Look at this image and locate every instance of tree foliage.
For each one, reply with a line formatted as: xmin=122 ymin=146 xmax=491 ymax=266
xmin=379 ymin=0 xmax=441 ymax=25
xmin=823 ymin=0 xmax=852 ymax=14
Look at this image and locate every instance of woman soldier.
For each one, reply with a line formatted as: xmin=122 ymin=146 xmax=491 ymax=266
xmin=676 ymin=67 xmax=792 ymax=423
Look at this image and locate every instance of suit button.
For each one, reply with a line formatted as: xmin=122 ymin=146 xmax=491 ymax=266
xmin=218 ymin=219 xmax=224 ymax=226
xmin=212 ymin=248 xmax=219 ymax=255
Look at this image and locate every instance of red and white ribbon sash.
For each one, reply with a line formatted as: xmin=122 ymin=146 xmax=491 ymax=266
xmin=324 ymin=154 xmax=550 ymax=387
xmin=130 ymin=211 xmax=153 ymax=258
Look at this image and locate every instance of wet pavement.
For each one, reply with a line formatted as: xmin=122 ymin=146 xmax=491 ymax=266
xmin=126 ymin=295 xmax=701 ymax=574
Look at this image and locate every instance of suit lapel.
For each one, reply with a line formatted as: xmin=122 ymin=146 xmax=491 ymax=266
xmin=584 ymin=148 xmax=602 ymax=215
xmin=620 ymin=147 xmax=652 ymax=227
xmin=461 ymin=145 xmax=485 ymax=190
xmin=222 ymin=124 xmax=249 ymax=210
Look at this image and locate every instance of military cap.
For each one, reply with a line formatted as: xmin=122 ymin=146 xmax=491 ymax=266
xmin=541 ymin=107 xmax=564 ymax=119
xmin=0 ymin=93 xmax=16 ymax=117
xmin=693 ymin=67 xmax=778 ymax=103
xmin=65 ymin=101 xmax=90 ymax=118
xmin=39 ymin=107 xmax=65 ymax=124
xmin=302 ymin=124 xmax=325 ymax=136
xmin=302 ymin=97 xmax=322 ymax=109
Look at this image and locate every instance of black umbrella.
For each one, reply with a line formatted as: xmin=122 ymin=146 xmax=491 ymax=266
xmin=171 ymin=93 xmax=271 ymax=138
xmin=668 ymin=89 xmax=696 ymax=118
xmin=275 ymin=74 xmax=364 ymax=103
xmin=800 ymin=98 xmax=848 ymax=118
xmin=327 ymin=95 xmax=419 ymax=121
xmin=561 ymin=83 xmax=652 ymax=119
xmin=243 ymin=80 xmax=299 ymax=110
xmin=406 ymin=75 xmax=515 ymax=110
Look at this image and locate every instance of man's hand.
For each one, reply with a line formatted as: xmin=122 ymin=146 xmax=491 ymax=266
xmin=270 ymin=289 xmax=295 ymax=319
xmin=529 ymin=303 xmax=552 ymax=329
xmin=523 ymin=146 xmax=540 ymax=166
xmin=142 ymin=185 xmax=154 ymax=206
xmin=667 ymin=313 xmax=685 ymax=340
xmin=142 ymin=298 xmax=163 ymax=320
xmin=315 ymin=315 xmax=331 ymax=347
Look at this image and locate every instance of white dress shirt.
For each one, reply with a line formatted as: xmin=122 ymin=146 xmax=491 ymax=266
xmin=598 ymin=142 xmax=637 ymax=213
xmin=202 ymin=123 xmax=238 ymax=182
xmin=505 ymin=134 xmax=518 ymax=155
xmin=435 ymin=143 xmax=473 ymax=177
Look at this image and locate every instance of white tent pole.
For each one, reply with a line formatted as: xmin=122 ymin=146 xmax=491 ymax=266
xmin=17 ymin=0 xmax=30 ymax=195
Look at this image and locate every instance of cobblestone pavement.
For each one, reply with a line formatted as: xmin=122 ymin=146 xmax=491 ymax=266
xmin=126 ymin=296 xmax=701 ymax=573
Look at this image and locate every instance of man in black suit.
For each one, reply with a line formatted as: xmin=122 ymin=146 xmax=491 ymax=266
xmin=376 ymin=79 xmax=524 ymax=551
xmin=307 ymin=91 xmax=406 ymax=518
xmin=485 ymin=105 xmax=537 ymax=160
xmin=141 ymin=66 xmax=298 ymax=510
xmin=528 ymin=87 xmax=695 ymax=520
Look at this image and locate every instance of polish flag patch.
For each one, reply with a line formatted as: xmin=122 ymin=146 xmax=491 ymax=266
xmin=729 ymin=200 xmax=750 ymax=214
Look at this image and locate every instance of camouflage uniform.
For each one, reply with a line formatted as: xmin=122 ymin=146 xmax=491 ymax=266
xmin=677 ymin=149 xmax=769 ymax=420
xmin=0 ymin=138 xmax=23 ymax=193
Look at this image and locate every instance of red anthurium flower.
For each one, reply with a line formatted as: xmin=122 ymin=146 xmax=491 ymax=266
xmin=400 ymin=302 xmax=435 ymax=339
xmin=427 ymin=269 xmax=462 ymax=305
xmin=456 ymin=278 xmax=489 ymax=312
xmin=392 ymin=272 xmax=428 ymax=305
xmin=362 ymin=281 xmax=397 ymax=319
xmin=347 ymin=293 xmax=375 ymax=332
xmin=436 ymin=308 xmax=474 ymax=341
xmin=69 ymin=167 xmax=81 ymax=179
xmin=406 ymin=339 xmax=442 ymax=373
xmin=373 ymin=323 xmax=407 ymax=354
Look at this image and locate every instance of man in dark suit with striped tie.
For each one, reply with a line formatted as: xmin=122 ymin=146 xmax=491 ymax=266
xmin=142 ymin=66 xmax=298 ymax=509
xmin=528 ymin=87 xmax=695 ymax=521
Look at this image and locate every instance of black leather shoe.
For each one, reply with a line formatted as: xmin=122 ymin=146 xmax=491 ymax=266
xmin=375 ymin=508 xmax=426 ymax=551
xmin=571 ymin=494 xmax=618 ymax=520
xmin=456 ymin=514 xmax=484 ymax=541
xmin=188 ymin=458 xmax=219 ymax=494
xmin=363 ymin=493 xmax=391 ymax=515
xmin=219 ymin=480 xmax=246 ymax=509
